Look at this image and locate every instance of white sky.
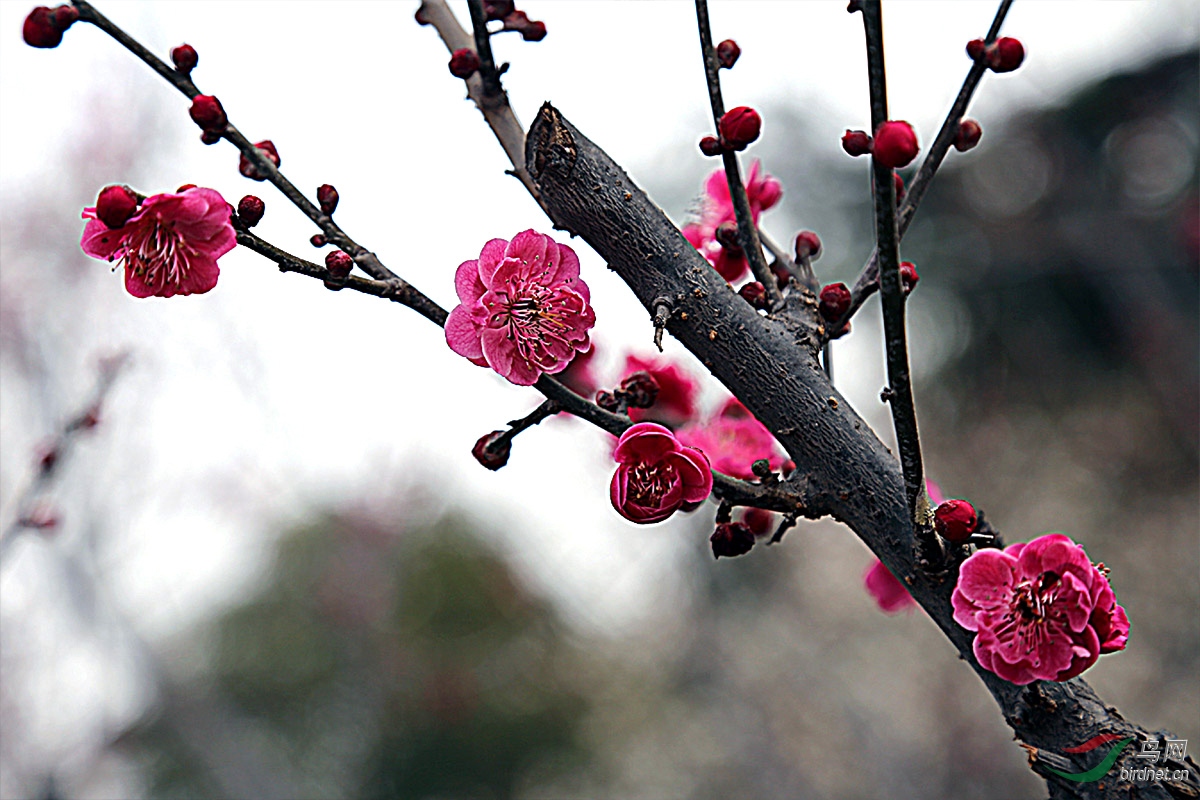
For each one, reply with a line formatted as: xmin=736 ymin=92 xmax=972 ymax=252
xmin=1 ymin=0 xmax=1197 ymax=642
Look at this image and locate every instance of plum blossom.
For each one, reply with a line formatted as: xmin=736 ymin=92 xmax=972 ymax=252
xmin=446 ymin=231 xmax=595 ymax=386
xmin=621 ymin=354 xmax=699 ymax=427
xmin=81 ymin=186 xmax=236 ymax=298
xmin=676 ymin=399 xmax=784 ymax=480
xmin=610 ymin=423 xmax=712 ymax=524
xmin=951 ymin=533 xmax=1129 ymax=685
xmin=682 ymin=161 xmax=782 ymax=282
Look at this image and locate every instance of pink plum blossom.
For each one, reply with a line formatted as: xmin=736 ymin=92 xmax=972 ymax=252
xmin=621 ymin=354 xmax=699 ymax=427
xmin=951 ymin=533 xmax=1129 ymax=685
xmin=676 ymin=399 xmax=784 ymax=480
xmin=80 ymin=186 xmax=236 ymax=298
xmin=610 ymin=422 xmax=712 ymax=524
xmin=864 ymin=560 xmax=915 ymax=614
xmin=682 ymin=161 xmax=782 ymax=282
xmin=446 ymin=231 xmax=595 ymax=386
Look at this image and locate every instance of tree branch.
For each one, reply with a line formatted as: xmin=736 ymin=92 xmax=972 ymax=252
xmin=694 ymin=0 xmax=783 ymax=310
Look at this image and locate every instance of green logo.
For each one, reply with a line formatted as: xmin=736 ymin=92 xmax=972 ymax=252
xmin=1045 ymin=734 xmax=1135 ymax=783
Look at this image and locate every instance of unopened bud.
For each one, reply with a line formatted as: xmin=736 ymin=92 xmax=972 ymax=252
xmin=771 ymin=260 xmax=791 ymax=290
xmin=934 ymin=499 xmax=977 ymax=543
xmin=200 ymin=130 xmax=221 ymax=145
xmin=595 ymin=390 xmax=620 ymax=412
xmin=819 ymin=283 xmax=851 ymax=322
xmin=325 ymin=250 xmax=354 ymax=279
xmin=894 ymin=173 xmax=906 ymax=202
xmin=739 ymin=281 xmax=769 ymax=310
xmin=448 ymin=48 xmax=480 ymax=79
xmin=966 ymin=38 xmax=987 ymax=61
xmin=987 ymin=37 xmax=1025 ymax=73
xmin=714 ymin=221 xmax=741 ymax=252
xmin=171 ymin=44 xmax=198 ymax=75
xmin=716 ymin=39 xmax=740 ymax=69
xmin=719 ymin=106 xmax=761 ymax=150
xmin=317 ymin=184 xmax=339 ymax=216
xmin=52 ymin=5 xmax=77 ymax=29
xmin=618 ymin=371 xmax=660 ymax=409
xmin=310 ymin=234 xmax=327 ymax=247
xmin=740 ymin=507 xmax=775 ymax=537
xmin=872 ymin=120 xmax=919 ymax=169
xmin=188 ymin=94 xmax=227 ymax=132
xmin=502 ymin=10 xmax=546 ymax=41
xmin=710 ymin=521 xmax=755 ymax=559
xmin=699 ymin=135 xmax=724 ymax=157
xmin=239 ymin=140 xmax=281 ymax=181
xmin=472 ymin=431 xmax=511 ymax=470
xmin=900 ymin=261 xmax=919 ymax=294
xmin=23 ymin=7 xmax=62 ymax=48
xmin=794 ymin=230 xmax=821 ymax=260
xmin=842 ymin=129 xmax=873 ymax=157
xmin=95 ymin=185 xmax=139 ymax=230
xmin=236 ymin=195 xmax=265 ymax=227
xmin=954 ymin=118 xmax=983 ymax=152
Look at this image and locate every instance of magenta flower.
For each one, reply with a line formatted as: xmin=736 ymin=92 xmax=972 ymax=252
xmin=621 ymin=354 xmax=699 ymax=426
xmin=610 ymin=423 xmax=712 ymax=524
xmin=676 ymin=399 xmax=784 ymax=480
xmin=952 ymin=533 xmax=1130 ymax=685
xmin=865 ymin=559 xmax=916 ymax=613
xmin=445 ymin=231 xmax=595 ymax=386
xmin=682 ymin=161 xmax=782 ymax=282
xmin=81 ymin=186 xmax=236 ymax=298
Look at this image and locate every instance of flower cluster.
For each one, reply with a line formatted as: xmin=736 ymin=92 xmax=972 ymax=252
xmin=80 ymin=185 xmax=236 ymax=298
xmin=446 ymin=231 xmax=595 ymax=386
xmin=952 ymin=533 xmax=1129 ymax=684
xmin=682 ymin=162 xmax=781 ymax=282
xmin=610 ymin=423 xmax=712 ymax=524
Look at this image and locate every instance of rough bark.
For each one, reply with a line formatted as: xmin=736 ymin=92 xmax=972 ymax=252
xmin=527 ymin=103 xmax=1198 ymax=800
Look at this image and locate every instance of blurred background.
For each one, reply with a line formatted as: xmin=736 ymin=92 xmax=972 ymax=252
xmin=0 ymin=1 xmax=1196 ymax=798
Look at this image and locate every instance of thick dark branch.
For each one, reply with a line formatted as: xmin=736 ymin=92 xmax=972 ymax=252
xmin=694 ymin=0 xmax=783 ymax=310
xmin=73 ymin=0 xmax=399 ymax=284
xmin=861 ymin=1 xmax=928 ymax=528
xmin=835 ymin=0 xmax=1014 ymax=332
xmin=525 ymin=104 xmax=1196 ymax=799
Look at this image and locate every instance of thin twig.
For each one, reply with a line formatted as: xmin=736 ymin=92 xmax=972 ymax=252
xmin=694 ymin=0 xmax=783 ymax=310
xmin=831 ymin=0 xmax=1014 ymax=336
xmin=861 ymin=1 xmax=926 ymax=523
xmin=466 ymin=0 xmax=505 ymax=99
xmin=0 ymin=353 xmax=130 ymax=562
xmin=73 ymin=0 xmax=401 ymax=285
xmin=417 ymin=0 xmax=547 ymax=213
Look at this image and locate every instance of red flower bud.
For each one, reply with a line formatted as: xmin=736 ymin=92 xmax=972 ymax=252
xmin=595 ymin=390 xmax=620 ymax=412
xmin=95 ymin=185 xmax=139 ymax=230
xmin=237 ymin=195 xmax=265 ymax=227
xmin=448 ymin=48 xmax=480 ymax=79
xmin=900 ymin=261 xmax=919 ymax=294
xmin=23 ymin=7 xmax=61 ymax=48
xmin=711 ymin=521 xmax=756 ymax=559
xmin=716 ymin=39 xmax=740 ymax=69
xmin=699 ymin=135 xmax=724 ymax=157
xmin=739 ymin=281 xmax=769 ymax=310
xmin=771 ymin=260 xmax=791 ymax=290
xmin=325 ymin=250 xmax=354 ymax=279
xmin=794 ymin=230 xmax=821 ymax=260
xmin=310 ymin=234 xmax=327 ymax=247
xmin=714 ymin=221 xmax=742 ymax=252
xmin=483 ymin=0 xmax=514 ymax=21
xmin=200 ymin=130 xmax=222 ymax=145
xmin=740 ymin=507 xmax=776 ymax=537
xmin=188 ymin=94 xmax=227 ymax=132
xmin=171 ymin=44 xmax=198 ymax=75
xmin=987 ymin=37 xmax=1025 ymax=73
xmin=719 ymin=107 xmax=761 ymax=151
xmin=502 ymin=10 xmax=546 ymax=41
xmin=239 ymin=140 xmax=280 ymax=181
xmin=819 ymin=283 xmax=851 ymax=322
xmin=472 ymin=431 xmax=511 ymax=470
xmin=934 ymin=499 xmax=977 ymax=543
xmin=842 ymin=129 xmax=873 ymax=157
xmin=317 ymin=184 xmax=339 ymax=216
xmin=873 ymin=120 xmax=919 ymax=169
xmin=618 ymin=371 xmax=660 ymax=410
xmin=953 ymin=118 xmax=983 ymax=152
xmin=966 ymin=38 xmax=986 ymax=61
xmin=52 ymin=5 xmax=78 ymax=30
xmin=894 ymin=173 xmax=906 ymax=202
